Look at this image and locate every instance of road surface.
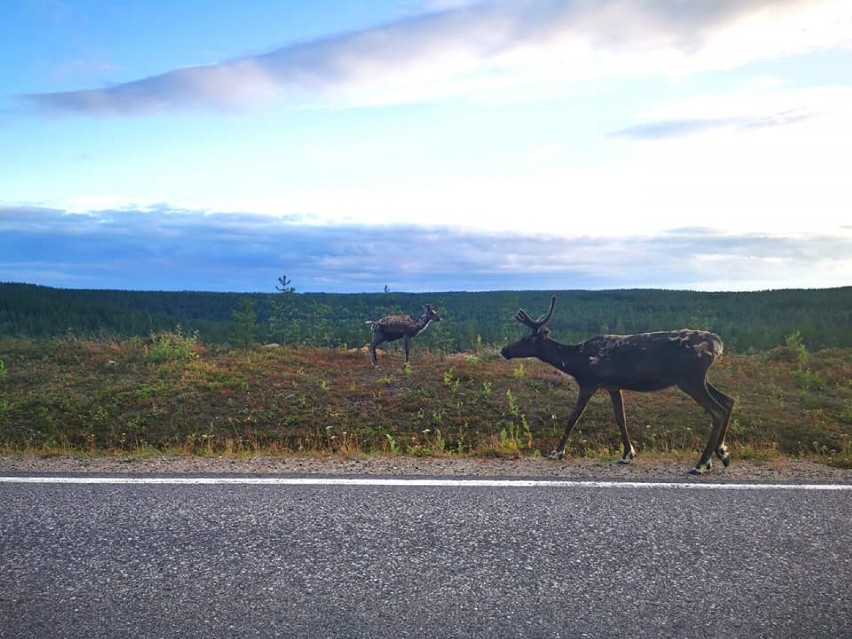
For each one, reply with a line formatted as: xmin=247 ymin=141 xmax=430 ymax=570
xmin=1 ymin=474 xmax=850 ymax=638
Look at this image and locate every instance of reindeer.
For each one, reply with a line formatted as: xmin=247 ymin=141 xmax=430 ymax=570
xmin=500 ymin=296 xmax=735 ymax=474
xmin=367 ymin=304 xmax=441 ymax=365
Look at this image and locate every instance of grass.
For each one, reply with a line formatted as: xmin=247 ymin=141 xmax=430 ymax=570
xmin=0 ymin=335 xmax=850 ymax=468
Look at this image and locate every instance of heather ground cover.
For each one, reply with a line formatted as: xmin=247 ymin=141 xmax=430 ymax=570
xmin=1 ymin=333 xmax=850 ymax=468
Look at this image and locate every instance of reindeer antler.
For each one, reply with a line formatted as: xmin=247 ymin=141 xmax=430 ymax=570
xmin=514 ymin=296 xmax=556 ymax=332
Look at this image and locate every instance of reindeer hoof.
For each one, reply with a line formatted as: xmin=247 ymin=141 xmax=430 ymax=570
xmin=547 ymin=450 xmax=564 ymax=461
xmin=618 ymin=448 xmax=636 ymax=464
xmin=689 ymin=460 xmax=713 ymax=475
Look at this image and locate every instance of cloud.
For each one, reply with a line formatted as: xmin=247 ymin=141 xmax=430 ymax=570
xmin=18 ymin=0 xmax=850 ymax=116
xmin=610 ymin=118 xmax=742 ymax=140
xmin=609 ymin=107 xmax=822 ymax=139
xmin=1 ymin=205 xmax=849 ymax=292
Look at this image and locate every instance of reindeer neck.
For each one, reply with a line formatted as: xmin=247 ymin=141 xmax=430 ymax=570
xmin=537 ymin=338 xmax=583 ymax=373
xmin=413 ymin=313 xmax=433 ymax=334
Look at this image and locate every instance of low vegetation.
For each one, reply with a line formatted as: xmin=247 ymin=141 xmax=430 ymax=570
xmin=1 ymin=332 xmax=850 ymax=468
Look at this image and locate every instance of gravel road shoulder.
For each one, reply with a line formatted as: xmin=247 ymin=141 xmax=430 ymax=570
xmin=1 ymin=454 xmax=849 ymax=483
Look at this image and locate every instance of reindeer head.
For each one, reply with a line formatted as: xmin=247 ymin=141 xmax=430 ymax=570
xmin=500 ymin=296 xmax=556 ymax=359
xmin=423 ymin=304 xmax=442 ymax=323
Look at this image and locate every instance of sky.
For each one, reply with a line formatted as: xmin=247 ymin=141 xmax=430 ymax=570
xmin=1 ymin=0 xmax=851 ymax=294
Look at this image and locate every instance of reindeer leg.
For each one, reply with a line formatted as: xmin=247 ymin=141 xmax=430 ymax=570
xmin=608 ymin=390 xmax=635 ymax=463
xmin=550 ymin=388 xmax=596 ymax=460
xmin=368 ymin=335 xmax=382 ymax=366
xmin=679 ymin=380 xmax=729 ymax=474
xmin=403 ymin=335 xmax=411 ymax=364
xmin=708 ymin=383 xmax=735 ymax=466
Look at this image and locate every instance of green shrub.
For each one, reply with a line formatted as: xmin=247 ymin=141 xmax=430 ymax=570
xmin=147 ymin=327 xmax=199 ymax=363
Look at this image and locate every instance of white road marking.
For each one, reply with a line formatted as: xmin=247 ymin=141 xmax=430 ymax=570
xmin=0 ymin=476 xmax=849 ymax=490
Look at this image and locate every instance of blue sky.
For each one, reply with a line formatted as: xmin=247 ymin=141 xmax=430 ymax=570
xmin=2 ymin=0 xmax=850 ymax=293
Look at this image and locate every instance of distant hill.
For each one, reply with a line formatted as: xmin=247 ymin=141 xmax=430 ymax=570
xmin=1 ymin=282 xmax=850 ymax=352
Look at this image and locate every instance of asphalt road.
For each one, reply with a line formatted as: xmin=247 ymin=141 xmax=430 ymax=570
xmin=1 ymin=475 xmax=850 ymax=639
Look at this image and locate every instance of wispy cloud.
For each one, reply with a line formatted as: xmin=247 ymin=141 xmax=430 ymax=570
xmin=610 ymin=106 xmax=820 ymax=139
xmin=18 ymin=0 xmax=849 ymax=116
xmin=2 ymin=205 xmax=849 ymax=292
xmin=611 ymin=118 xmax=742 ymax=140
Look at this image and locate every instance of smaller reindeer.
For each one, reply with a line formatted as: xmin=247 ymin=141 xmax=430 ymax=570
xmin=501 ymin=296 xmax=735 ymax=474
xmin=367 ymin=304 xmax=441 ymax=365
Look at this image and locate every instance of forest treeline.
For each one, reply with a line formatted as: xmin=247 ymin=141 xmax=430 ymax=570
xmin=1 ymin=282 xmax=850 ymax=353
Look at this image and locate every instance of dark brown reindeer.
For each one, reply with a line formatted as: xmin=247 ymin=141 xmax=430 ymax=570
xmin=500 ymin=296 xmax=735 ymax=474
xmin=367 ymin=304 xmax=441 ymax=365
